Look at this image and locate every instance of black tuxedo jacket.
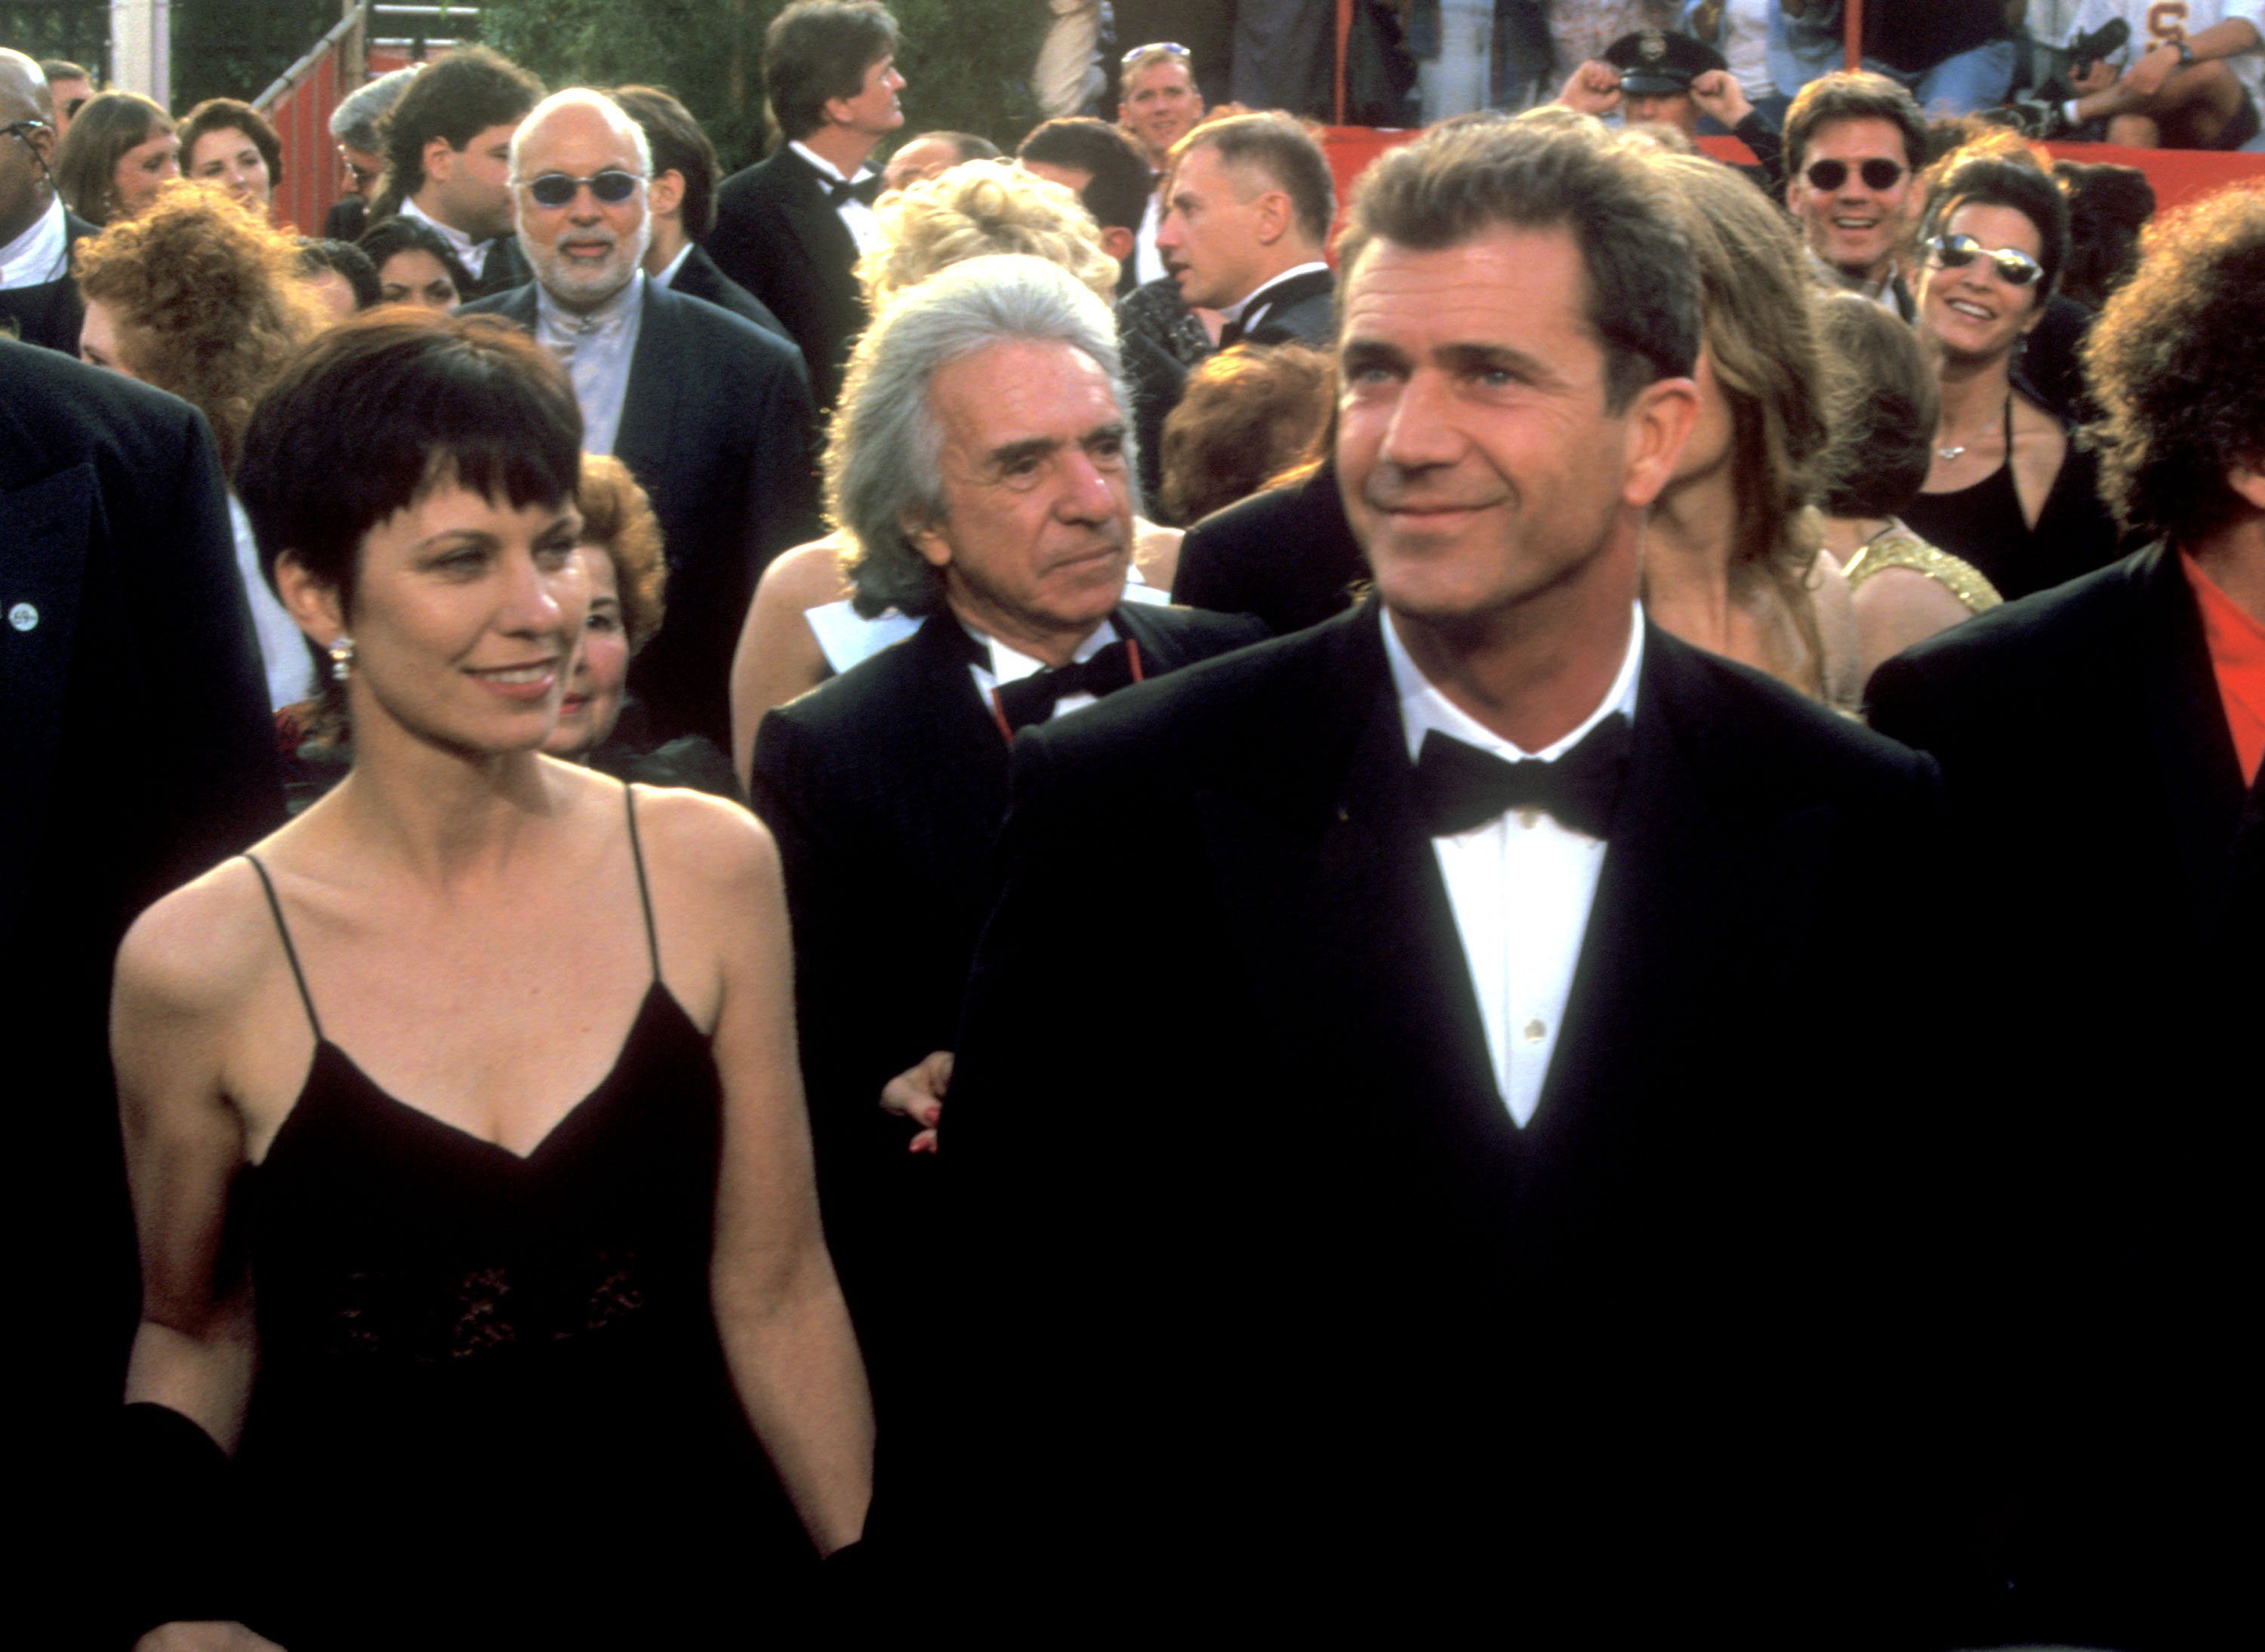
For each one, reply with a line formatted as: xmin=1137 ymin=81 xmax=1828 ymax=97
xmin=464 ymin=279 xmax=821 ymax=749
xmin=747 ymin=603 xmax=1264 ymax=1409
xmin=666 ymin=242 xmax=797 ymax=355
xmin=1172 ymin=453 xmax=1367 ymax=634
xmin=911 ymin=603 xmax=1977 ymax=1631
xmin=1866 ymin=541 xmax=2258 ymax=1648
xmin=707 ymin=146 xmax=867 ymax=415
xmin=3 ymin=343 xmax=282 ymax=1566
xmin=0 ymin=209 xmax=98 ymax=353
xmin=1224 ymin=264 xmax=1335 ymax=348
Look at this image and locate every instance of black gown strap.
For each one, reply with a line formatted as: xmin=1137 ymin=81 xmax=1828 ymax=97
xmin=622 ymin=783 xmax=661 ymax=979
xmin=243 ymin=852 xmax=324 ymax=1041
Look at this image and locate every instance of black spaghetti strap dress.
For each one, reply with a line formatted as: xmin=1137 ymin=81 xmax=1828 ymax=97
xmin=233 ymin=787 xmax=809 ymax=1650
xmin=1899 ymin=395 xmax=2123 ymax=603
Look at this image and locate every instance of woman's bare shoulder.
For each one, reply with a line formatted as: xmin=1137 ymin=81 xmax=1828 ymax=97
xmin=629 ymin=784 xmax=780 ymax=892
xmin=113 ymin=852 xmax=291 ymax=1028
xmin=754 ymin=534 xmax=853 ymax=612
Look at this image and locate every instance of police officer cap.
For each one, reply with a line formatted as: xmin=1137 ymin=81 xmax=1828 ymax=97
xmin=1604 ymin=29 xmax=1727 ymax=97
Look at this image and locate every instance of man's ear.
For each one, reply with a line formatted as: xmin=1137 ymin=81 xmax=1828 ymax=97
xmin=648 ymin=167 xmax=686 ymax=222
xmin=1252 ymin=186 xmax=1293 ymax=248
xmin=273 ymin=550 xmax=346 ymax=643
xmin=1102 ymin=225 xmax=1136 ymax=264
xmin=1619 ymin=374 xmax=1700 ymax=511
xmin=2228 ymin=458 xmax=2265 ymax=515
xmin=902 ymin=513 xmax=954 ymax=571
xmin=422 ymin=134 xmax=455 ymax=186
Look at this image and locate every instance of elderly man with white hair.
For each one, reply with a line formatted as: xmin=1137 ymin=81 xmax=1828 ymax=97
xmin=745 ymin=254 xmax=1262 ymax=1417
xmin=464 ymin=87 xmax=821 ymax=751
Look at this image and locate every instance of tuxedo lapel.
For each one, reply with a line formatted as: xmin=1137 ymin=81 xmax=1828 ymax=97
xmin=900 ymin=612 xmax=1013 ymax=837
xmin=1193 ymin=611 xmax=1505 ymax=1167
xmin=2129 ymin=544 xmax=2248 ymax=947
xmin=613 ymin=284 xmax=681 ymax=516
xmin=773 ymin=149 xmax=861 ymax=279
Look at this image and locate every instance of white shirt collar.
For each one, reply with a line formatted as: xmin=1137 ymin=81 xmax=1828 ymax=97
xmin=1383 ymin=603 xmax=1644 ymax=765
xmin=0 ymin=193 xmax=69 ymax=290
xmin=1220 ymin=259 xmax=1330 ymax=325
xmin=652 ymin=241 xmax=694 ymax=289
xmin=963 ymin=615 xmax=1120 ymax=689
xmin=788 ymin=140 xmax=873 ymax=186
xmin=402 ymin=196 xmax=490 ymax=278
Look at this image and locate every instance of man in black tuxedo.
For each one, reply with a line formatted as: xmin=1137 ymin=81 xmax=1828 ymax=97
xmin=609 ymin=83 xmax=798 ymax=353
xmin=1866 ymin=186 xmax=2263 ymax=1650
xmin=918 ymin=117 xmax=1968 ymax=1631
xmin=369 ymin=46 xmax=544 ymax=303
xmin=4 ymin=339 xmax=282 ymax=1625
xmin=464 ymin=90 xmax=821 ymax=751
xmin=709 ymin=1 xmax=905 ymax=415
xmin=746 ymin=255 xmax=1262 ymax=1414
xmin=0 ymin=51 xmax=96 ymax=353
xmin=1156 ymin=110 xmax=1336 ymax=350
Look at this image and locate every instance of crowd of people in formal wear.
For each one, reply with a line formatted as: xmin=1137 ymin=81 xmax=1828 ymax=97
xmin=4 ymin=2 xmax=2260 ymax=1647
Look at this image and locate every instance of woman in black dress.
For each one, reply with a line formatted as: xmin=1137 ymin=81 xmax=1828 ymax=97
xmin=1900 ymin=155 xmax=2122 ymax=601
xmin=111 ymin=313 xmax=871 ymax=1651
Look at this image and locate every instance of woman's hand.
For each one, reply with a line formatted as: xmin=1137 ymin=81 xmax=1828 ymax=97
xmin=136 ymin=1624 xmax=285 ymax=1652
xmin=880 ymin=1050 xmax=952 ymax=1154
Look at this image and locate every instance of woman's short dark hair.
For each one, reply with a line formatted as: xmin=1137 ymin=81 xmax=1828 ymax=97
xmin=300 ymin=237 xmax=383 ymax=309
xmin=610 ymin=85 xmax=720 ymax=240
xmin=766 ymin=1 xmax=899 ymax=145
xmin=1161 ymin=342 xmax=1333 ymax=525
xmin=1921 ymin=155 xmax=2071 ymax=302
xmin=356 ymin=214 xmax=475 ymax=296
xmin=1335 ymin=112 xmax=1699 ymax=412
xmin=237 ymin=311 xmax=583 ymax=615
xmin=1814 ymin=291 xmax=1938 ymax=519
xmin=575 ymin=454 xmax=668 ymax=655
xmin=176 ymin=97 xmax=285 ymax=191
xmin=2054 ymin=159 xmax=2156 ymax=311
xmin=51 ymin=90 xmax=173 ymax=224
xmin=2084 ymin=186 xmax=2265 ymax=541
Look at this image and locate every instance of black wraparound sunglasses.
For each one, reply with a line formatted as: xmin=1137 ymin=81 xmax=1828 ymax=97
xmin=1804 ymin=156 xmax=1905 ymax=192
xmin=1926 ymin=232 xmax=2045 ymax=286
xmin=518 ymin=168 xmax=645 ymax=208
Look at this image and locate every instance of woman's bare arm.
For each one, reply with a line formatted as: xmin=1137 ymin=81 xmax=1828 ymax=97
xmin=649 ymin=791 xmax=874 ymax=1552
xmin=728 ymin=537 xmax=852 ymax=795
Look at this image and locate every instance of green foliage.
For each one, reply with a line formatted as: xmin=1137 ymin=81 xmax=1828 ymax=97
xmin=478 ymin=0 xmax=1045 ymax=174
xmin=173 ymin=0 xmax=343 ymax=109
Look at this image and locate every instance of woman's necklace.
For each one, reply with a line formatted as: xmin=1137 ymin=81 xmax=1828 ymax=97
xmin=1937 ymin=391 xmax=2012 ymax=463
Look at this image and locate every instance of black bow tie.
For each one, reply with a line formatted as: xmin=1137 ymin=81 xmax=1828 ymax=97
xmin=1410 ymin=715 xmax=1632 ymax=840
xmin=990 ymin=639 xmax=1144 ymax=735
xmin=826 ymin=174 xmax=882 ymax=208
xmin=1217 ymin=313 xmax=1253 ymax=350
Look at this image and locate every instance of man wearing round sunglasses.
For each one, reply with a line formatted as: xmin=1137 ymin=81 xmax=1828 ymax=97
xmin=1781 ymin=69 xmax=1929 ymax=321
xmin=466 ymin=88 xmax=821 ymax=752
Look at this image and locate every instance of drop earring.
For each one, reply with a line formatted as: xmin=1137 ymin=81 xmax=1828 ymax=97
xmin=328 ymin=634 xmax=356 ymax=682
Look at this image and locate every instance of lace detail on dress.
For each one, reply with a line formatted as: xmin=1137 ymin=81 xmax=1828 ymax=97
xmin=321 ymin=1248 xmax=654 ymax=1364
xmin=1842 ymin=525 xmax=2005 ymax=615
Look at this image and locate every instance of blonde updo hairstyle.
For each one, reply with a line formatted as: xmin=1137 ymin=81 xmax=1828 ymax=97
xmin=857 ymin=159 xmax=1120 ymax=310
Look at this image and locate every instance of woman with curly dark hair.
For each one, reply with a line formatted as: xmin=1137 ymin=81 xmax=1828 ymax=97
xmin=76 ymin=179 xmax=328 ymax=707
xmin=50 ymin=88 xmax=175 ymax=224
xmin=177 ymin=96 xmax=282 ymax=216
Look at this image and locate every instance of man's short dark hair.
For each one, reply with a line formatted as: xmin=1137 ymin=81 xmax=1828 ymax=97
xmin=611 ymin=85 xmax=720 ymax=239
xmin=1175 ymin=112 xmax=1335 ymax=246
xmin=1783 ymin=70 xmax=1928 ymax=180
xmin=378 ymin=45 xmax=544 ymax=205
xmin=766 ymin=1 xmax=900 ymax=145
xmin=1920 ymin=154 xmax=2070 ymax=300
xmin=2083 ymin=186 xmax=2265 ymax=542
xmin=299 ymin=237 xmax=382 ymax=310
xmin=1018 ymin=116 xmax=1153 ymax=233
xmin=40 ymin=59 xmax=90 ymax=85
xmin=1335 ymin=113 xmax=1699 ymax=411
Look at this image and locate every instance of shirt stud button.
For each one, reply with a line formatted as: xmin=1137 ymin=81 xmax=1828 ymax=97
xmin=1523 ymin=1018 xmax=1547 ymax=1043
xmin=1519 ymin=808 xmax=1540 ymax=829
xmin=8 ymin=602 xmax=37 ymax=632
